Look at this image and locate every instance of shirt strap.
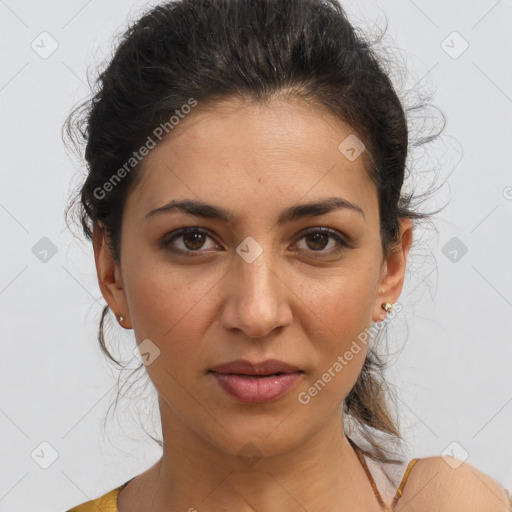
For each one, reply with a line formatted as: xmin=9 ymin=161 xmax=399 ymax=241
xmin=352 ymin=440 xmax=421 ymax=511
xmin=390 ymin=458 xmax=421 ymax=508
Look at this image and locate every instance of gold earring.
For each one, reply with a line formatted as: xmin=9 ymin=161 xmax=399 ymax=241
xmin=381 ymin=302 xmax=393 ymax=313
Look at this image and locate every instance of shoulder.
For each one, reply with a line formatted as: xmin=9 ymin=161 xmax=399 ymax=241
xmin=65 ymin=482 xmax=126 ymax=512
xmin=396 ymin=455 xmax=511 ymax=512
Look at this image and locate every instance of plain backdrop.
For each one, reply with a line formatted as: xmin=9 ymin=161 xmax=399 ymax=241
xmin=1 ymin=0 xmax=511 ymax=510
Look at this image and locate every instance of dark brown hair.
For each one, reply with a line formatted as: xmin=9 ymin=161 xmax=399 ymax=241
xmin=63 ymin=0 xmax=445 ymax=466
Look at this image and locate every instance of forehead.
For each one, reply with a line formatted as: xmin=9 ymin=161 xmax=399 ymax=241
xmin=125 ymin=97 xmax=378 ymax=223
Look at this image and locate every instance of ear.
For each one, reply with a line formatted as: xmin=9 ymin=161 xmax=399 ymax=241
xmin=92 ymin=222 xmax=131 ymax=329
xmin=372 ymin=217 xmax=413 ymax=322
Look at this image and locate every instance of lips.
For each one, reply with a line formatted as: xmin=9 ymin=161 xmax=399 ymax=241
xmin=209 ymin=359 xmax=304 ymax=403
xmin=209 ymin=359 xmax=302 ymax=376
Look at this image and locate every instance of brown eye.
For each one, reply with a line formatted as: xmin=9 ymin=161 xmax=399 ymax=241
xmin=181 ymin=231 xmax=207 ymax=250
xmin=161 ymin=228 xmax=218 ymax=255
xmin=304 ymin=232 xmax=330 ymax=251
xmin=294 ymin=228 xmax=349 ymax=256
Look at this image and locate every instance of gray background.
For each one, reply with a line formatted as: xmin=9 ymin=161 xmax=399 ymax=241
xmin=1 ymin=0 xmax=511 ymax=510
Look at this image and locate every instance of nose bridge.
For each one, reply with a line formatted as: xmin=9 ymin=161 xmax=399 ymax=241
xmin=239 ymin=251 xmax=276 ymax=298
xmin=236 ymin=239 xmax=279 ymax=307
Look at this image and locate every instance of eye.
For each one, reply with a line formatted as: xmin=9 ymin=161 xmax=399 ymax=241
xmin=294 ymin=227 xmax=349 ymax=257
xmin=160 ymin=227 xmax=219 ymax=256
xmin=160 ymin=226 xmax=350 ymax=257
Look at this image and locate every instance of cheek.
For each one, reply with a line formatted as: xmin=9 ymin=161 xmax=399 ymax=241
xmin=296 ymin=267 xmax=378 ymax=395
xmin=124 ymin=281 xmax=204 ymax=407
xmin=123 ymin=256 xmax=222 ymax=373
xmin=124 ymin=245 xmax=203 ymax=332
xmin=300 ymin=264 xmax=378 ymax=342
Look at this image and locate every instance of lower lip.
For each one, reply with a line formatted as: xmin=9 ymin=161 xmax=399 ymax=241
xmin=210 ymin=371 xmax=303 ymax=403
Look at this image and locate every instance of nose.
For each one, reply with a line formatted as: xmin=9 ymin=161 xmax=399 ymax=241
xmin=220 ymin=250 xmax=293 ymax=339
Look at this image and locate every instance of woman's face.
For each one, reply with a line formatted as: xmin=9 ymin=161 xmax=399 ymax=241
xmin=95 ymin=97 xmax=411 ymax=458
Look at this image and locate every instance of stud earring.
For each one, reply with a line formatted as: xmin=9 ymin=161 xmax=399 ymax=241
xmin=381 ymin=302 xmax=393 ymax=313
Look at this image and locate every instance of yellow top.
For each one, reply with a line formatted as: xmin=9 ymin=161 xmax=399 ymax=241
xmin=65 ymin=455 xmax=512 ymax=511
xmin=66 ymin=477 xmax=134 ymax=512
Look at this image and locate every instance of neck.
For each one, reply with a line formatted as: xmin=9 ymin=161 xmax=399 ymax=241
xmin=120 ymin=397 xmax=383 ymax=512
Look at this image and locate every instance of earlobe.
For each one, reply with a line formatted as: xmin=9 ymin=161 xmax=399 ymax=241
xmin=92 ymin=222 xmax=131 ymax=328
xmin=372 ymin=217 xmax=413 ymax=323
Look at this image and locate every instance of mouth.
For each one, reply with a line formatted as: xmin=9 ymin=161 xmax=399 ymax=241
xmin=208 ymin=359 xmax=304 ymax=403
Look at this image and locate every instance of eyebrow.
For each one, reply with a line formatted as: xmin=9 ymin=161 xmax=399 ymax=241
xmin=145 ymin=196 xmax=365 ymax=224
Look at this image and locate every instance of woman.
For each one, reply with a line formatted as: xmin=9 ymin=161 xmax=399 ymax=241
xmin=63 ymin=0 xmax=512 ymax=510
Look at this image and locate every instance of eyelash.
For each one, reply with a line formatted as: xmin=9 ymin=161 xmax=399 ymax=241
xmin=160 ymin=227 xmax=350 ymax=258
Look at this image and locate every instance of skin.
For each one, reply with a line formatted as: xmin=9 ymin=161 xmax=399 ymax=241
xmin=94 ymin=96 xmax=413 ymax=512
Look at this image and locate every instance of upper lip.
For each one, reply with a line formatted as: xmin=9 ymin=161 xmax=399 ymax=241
xmin=210 ymin=359 xmax=302 ymax=376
